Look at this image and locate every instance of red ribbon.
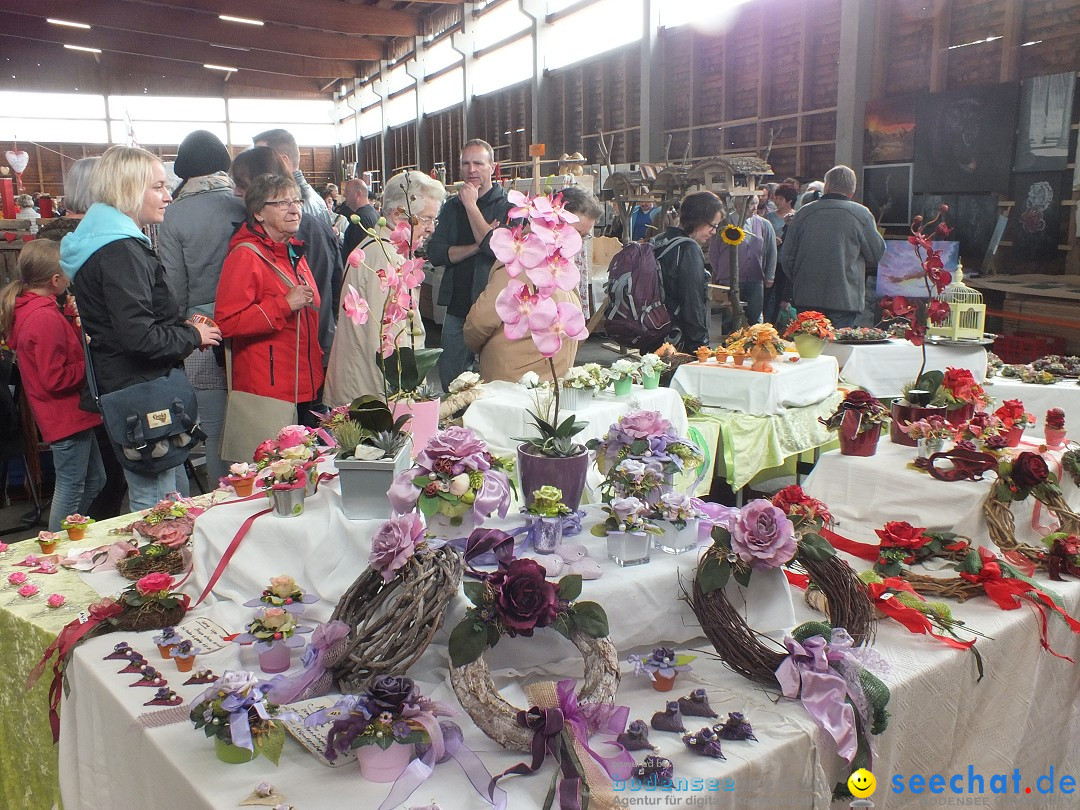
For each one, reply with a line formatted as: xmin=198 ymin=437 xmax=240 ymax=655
xmin=26 ymin=598 xmax=125 ymax=742
xmin=864 ymin=578 xmax=975 ymax=651
xmin=192 ymin=502 xmax=271 ymax=607
xmin=819 ymin=528 xmax=879 ymax=562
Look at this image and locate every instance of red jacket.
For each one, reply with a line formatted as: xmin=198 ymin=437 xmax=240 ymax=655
xmin=215 ymin=224 xmax=324 ymax=402
xmin=9 ymin=292 xmax=101 ymax=442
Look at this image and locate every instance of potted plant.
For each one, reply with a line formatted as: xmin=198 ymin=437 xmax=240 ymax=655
xmin=783 ymin=311 xmax=835 ymax=358
xmin=61 ymin=513 xmax=94 ymax=541
xmin=609 ymin=357 xmax=640 ymax=396
xmin=653 ymin=491 xmax=704 ymax=555
xmin=224 ymin=462 xmax=259 ymax=497
xmin=262 ymin=460 xmax=306 ymax=518
xmin=169 ymin=639 xmax=201 ymax=673
xmin=36 ymin=531 xmax=60 ymax=554
xmin=591 ymin=496 xmax=663 ymax=566
xmin=325 ymin=397 xmax=414 ymax=520
xmin=153 ymin=626 xmax=183 ymax=659
xmin=515 ymin=408 xmax=590 ymax=512
xmin=243 ymin=574 xmax=319 ymax=615
xmin=628 ymin=646 xmax=696 ymax=692
xmin=727 ymin=323 xmax=784 ymax=372
xmin=559 ymin=365 xmax=602 ymax=410
xmin=110 ymin=573 xmax=188 ymax=632
xmin=993 ymin=400 xmax=1036 ymax=447
xmin=522 ymin=486 xmax=572 ymax=554
xmin=190 ymin=670 xmax=288 ymax=765
xmin=897 ymin=414 xmax=952 ymax=463
xmin=1046 ymin=408 xmax=1066 ymax=449
xmin=305 ymin=675 xmax=452 ymax=782
xmin=820 ymin=390 xmax=891 ymax=456
xmin=639 ymin=353 xmax=667 ymax=389
xmin=234 ymin=606 xmax=313 ymax=674
xmin=953 ymin=412 xmax=1009 ymax=454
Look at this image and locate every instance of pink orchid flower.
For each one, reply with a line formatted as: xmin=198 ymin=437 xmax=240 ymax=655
xmin=526 ymin=252 xmax=580 ymax=295
xmin=528 ymin=300 xmax=587 ymax=357
xmin=530 ymin=221 xmax=583 ymax=260
xmin=490 ymin=225 xmax=549 ymax=278
xmin=343 ymin=285 xmax=370 ymax=326
xmin=399 ymin=258 xmax=425 ymax=290
xmin=496 ymin=280 xmax=545 ymax=340
xmin=388 ymin=220 xmax=413 ymax=254
xmin=507 ymin=189 xmax=532 ymax=220
xmin=379 ymin=330 xmax=397 ymax=358
xmin=346 ymin=246 xmax=366 ymax=268
xmin=526 ymin=192 xmax=580 ymax=227
xmin=378 ymin=265 xmax=401 ymax=294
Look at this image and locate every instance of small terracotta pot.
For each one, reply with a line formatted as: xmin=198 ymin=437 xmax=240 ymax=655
xmin=156 ymin=643 xmax=174 ymax=659
xmin=1004 ymin=425 xmax=1023 ymax=447
xmin=229 ymin=476 xmax=256 ymax=497
xmin=66 ymin=527 xmax=87 ymax=541
xmin=1045 ymin=428 xmax=1067 ymax=449
xmin=652 ymin=672 xmax=677 ymax=692
xmin=174 ymin=655 xmax=196 ymax=673
xmin=732 ymin=352 xmax=746 ymax=367
xmin=37 ymin=540 xmax=57 ymax=554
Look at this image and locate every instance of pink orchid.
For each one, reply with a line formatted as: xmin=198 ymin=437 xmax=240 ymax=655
xmin=490 ymin=225 xmax=549 ymax=278
xmin=379 ymin=330 xmax=397 ymax=358
xmin=507 ymin=189 xmax=532 ymax=220
xmin=526 ymin=252 xmax=580 ymax=294
xmin=528 ymin=300 xmax=587 ymax=357
xmin=530 ymin=221 xmax=583 ymax=260
xmin=343 ymin=285 xmax=370 ymax=326
xmin=496 ymin=280 xmax=545 ymax=340
xmin=388 ymin=220 xmax=413 ymax=254
xmin=399 ymin=258 xmax=425 ymax=290
xmin=378 ymin=265 xmax=401 ymax=294
xmin=346 ymin=246 xmax=366 ymax=268
xmin=531 ymin=192 xmax=580 ymax=227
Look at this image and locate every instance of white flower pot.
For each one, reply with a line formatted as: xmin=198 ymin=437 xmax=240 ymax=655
xmin=655 ymin=518 xmax=699 ymax=555
xmin=335 ymin=438 xmax=412 ymax=520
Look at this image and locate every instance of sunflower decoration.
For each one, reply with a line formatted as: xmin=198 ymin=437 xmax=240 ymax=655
xmin=720 ymin=224 xmax=746 ymax=246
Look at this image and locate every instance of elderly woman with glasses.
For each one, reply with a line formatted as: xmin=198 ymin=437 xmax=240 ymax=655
xmin=215 ymin=173 xmax=323 ymax=435
xmin=323 ymin=170 xmax=445 ymax=407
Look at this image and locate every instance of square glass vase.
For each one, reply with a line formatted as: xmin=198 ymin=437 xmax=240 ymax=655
xmin=654 ymin=518 xmax=699 ymax=554
xmin=606 ymin=530 xmax=652 ymax=567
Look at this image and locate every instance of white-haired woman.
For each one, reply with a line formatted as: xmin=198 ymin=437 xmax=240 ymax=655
xmin=323 ymin=170 xmax=446 ymax=406
xmin=60 ymin=145 xmax=221 ymax=510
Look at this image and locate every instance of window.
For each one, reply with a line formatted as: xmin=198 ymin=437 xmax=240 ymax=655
xmin=384 ymin=91 xmax=417 ymax=128
xmin=424 ymin=68 xmax=464 ymax=114
xmin=659 ymin=0 xmax=751 ymax=30
xmin=2 ymin=118 xmax=109 ymax=144
xmin=545 ymin=0 xmax=642 ymax=70
xmin=473 ymin=38 xmax=533 ymax=96
xmin=227 ymin=98 xmax=334 ymax=124
xmin=472 ymin=0 xmax=531 ymax=51
xmin=359 ymin=107 xmax=383 ymax=138
xmin=110 ymin=120 xmax=227 ymax=146
xmin=0 ymin=91 xmax=106 ymax=119
xmin=424 ymin=38 xmax=463 ymax=77
xmin=229 ymin=121 xmax=338 ymax=147
xmin=384 ymin=64 xmax=415 ymax=96
xmin=108 ymin=95 xmax=225 ymax=121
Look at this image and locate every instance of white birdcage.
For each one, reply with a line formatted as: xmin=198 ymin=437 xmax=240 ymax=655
xmin=927 ymin=262 xmax=985 ymax=341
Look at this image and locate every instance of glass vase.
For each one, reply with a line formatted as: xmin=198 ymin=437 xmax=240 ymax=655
xmin=606 ymin=530 xmax=652 ymax=566
xmin=654 ymin=518 xmax=699 ymax=555
xmin=528 ymin=516 xmax=563 ymax=554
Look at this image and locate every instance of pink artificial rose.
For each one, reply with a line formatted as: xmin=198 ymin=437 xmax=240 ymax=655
xmin=253 ymin=439 xmax=280 ymax=463
xmin=0 ymin=542 xmax=8 ymax=553
xmin=135 ymin=572 xmax=174 ymax=596
xmin=276 ymin=425 xmax=310 ymax=450
xmin=369 ymin=513 xmax=426 ymax=583
xmin=731 ymin=499 xmax=797 ymax=570
xmin=618 ymin=411 xmax=672 ymax=440
xmin=415 ymin=427 xmax=491 ymax=472
xmin=46 ymin=593 xmax=66 ymax=609
xmin=7 ymin=572 xmax=27 ymax=586
xmin=18 ymin=583 xmax=39 ymax=598
xmin=152 ymin=523 xmax=190 ymax=549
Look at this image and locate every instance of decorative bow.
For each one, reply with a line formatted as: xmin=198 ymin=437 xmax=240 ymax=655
xmin=926 ymin=447 xmax=999 ymax=482
xmin=265 ymin=620 xmax=350 ymax=705
xmin=775 ymin=635 xmax=858 ymax=763
xmin=864 ymin=578 xmax=977 ymax=652
xmin=555 ymin=679 xmax=633 ymax=782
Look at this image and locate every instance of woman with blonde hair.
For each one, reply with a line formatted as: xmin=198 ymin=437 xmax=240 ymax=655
xmin=60 ymin=145 xmax=222 ymax=510
xmin=323 ymin=170 xmax=446 ymax=406
xmin=0 ymin=240 xmax=105 ymax=529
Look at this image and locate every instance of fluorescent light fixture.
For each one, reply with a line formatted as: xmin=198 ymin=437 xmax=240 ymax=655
xmin=947 ymin=35 xmax=1002 ymax=51
xmin=1021 ymin=40 xmax=1043 ymax=47
xmin=210 ymin=43 xmax=251 ymax=51
xmin=48 ymin=18 xmax=91 ymax=30
xmin=64 ymin=44 xmax=101 ymax=54
xmin=219 ymin=14 xmax=264 ymax=26
xmin=204 ymin=63 xmax=238 ymax=72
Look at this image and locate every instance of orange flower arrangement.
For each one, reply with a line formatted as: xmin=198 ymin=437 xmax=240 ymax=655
xmin=783 ymin=311 xmax=835 ymax=341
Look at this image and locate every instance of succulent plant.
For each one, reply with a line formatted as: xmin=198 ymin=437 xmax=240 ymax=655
xmin=368 ymin=430 xmax=409 ymax=459
xmin=332 ymin=420 xmax=365 ymax=458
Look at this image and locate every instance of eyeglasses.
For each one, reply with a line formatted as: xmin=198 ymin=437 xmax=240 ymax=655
xmin=264 ymin=198 xmax=303 ymax=210
xmin=707 ymin=222 xmax=723 ymax=233
xmin=416 ymin=215 xmax=438 ymax=227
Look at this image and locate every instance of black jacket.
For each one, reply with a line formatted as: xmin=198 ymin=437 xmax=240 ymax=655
xmin=72 ymin=238 xmax=199 ymax=395
xmin=297 ymin=215 xmax=344 ymax=366
xmin=655 ymin=227 xmax=710 ymax=352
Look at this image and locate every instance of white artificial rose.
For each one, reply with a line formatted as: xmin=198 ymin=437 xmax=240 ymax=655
xmin=449 ymin=371 xmax=481 ymax=393
xmin=448 ymin=473 xmax=471 ymax=496
xmin=519 ymin=371 xmax=541 ymax=388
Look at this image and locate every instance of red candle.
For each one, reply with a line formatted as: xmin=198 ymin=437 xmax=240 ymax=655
xmin=0 ymin=178 xmax=14 ymax=219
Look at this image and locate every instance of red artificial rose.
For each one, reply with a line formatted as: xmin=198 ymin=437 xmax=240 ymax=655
xmin=844 ymin=390 xmax=876 ymax=408
xmin=942 ymin=367 xmax=984 ymax=405
xmin=135 ymin=572 xmax=174 ymax=596
xmin=771 ymin=485 xmax=832 ymax=526
xmin=994 ymin=400 xmax=1028 ymax=428
xmin=488 ymin=558 xmax=558 ymax=636
xmin=874 ymin=521 xmax=933 ymax=552
xmin=1046 ymin=408 xmax=1065 ymax=430
xmin=1011 ymin=452 xmax=1049 ymax=489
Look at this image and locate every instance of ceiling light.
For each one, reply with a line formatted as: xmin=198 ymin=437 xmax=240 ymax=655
xmin=64 ymin=44 xmax=101 ymax=54
xmin=210 ymin=43 xmax=251 ymax=51
xmin=204 ymin=63 xmax=238 ymax=72
xmin=48 ymin=18 xmax=91 ymax=30
xmin=219 ymin=14 xmax=264 ymax=26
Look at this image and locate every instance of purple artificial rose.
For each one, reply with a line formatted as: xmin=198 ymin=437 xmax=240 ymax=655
xmin=369 ymin=513 xmax=426 ymax=582
xmin=488 ymin=558 xmax=559 ymax=636
xmin=416 ymin=427 xmax=491 ymax=472
xmin=618 ymin=411 xmax=672 ymax=440
xmin=387 ymin=467 xmax=422 ymax=514
xmin=611 ymin=496 xmax=647 ymax=523
xmin=731 ymin=499 xmax=797 ymax=569
xmin=368 ymin=675 xmax=419 ymax=713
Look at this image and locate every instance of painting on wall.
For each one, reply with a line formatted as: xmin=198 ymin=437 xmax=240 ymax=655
xmin=877 ymin=239 xmax=960 ymax=298
xmin=913 ymin=84 xmax=1019 ymax=194
xmin=864 ymin=97 xmax=916 ymax=164
xmin=1014 ymin=73 xmax=1075 ymax=172
xmin=862 ymin=164 xmax=912 ymax=226
xmin=1008 ymin=173 xmax=1065 ymax=260
xmin=910 ymin=194 xmax=1000 ymax=271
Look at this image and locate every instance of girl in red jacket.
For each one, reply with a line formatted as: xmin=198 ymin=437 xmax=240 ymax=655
xmin=0 ymin=240 xmax=105 ymax=531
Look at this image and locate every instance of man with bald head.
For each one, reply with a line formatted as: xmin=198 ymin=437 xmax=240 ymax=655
xmin=340 ymin=178 xmax=380 ymax=262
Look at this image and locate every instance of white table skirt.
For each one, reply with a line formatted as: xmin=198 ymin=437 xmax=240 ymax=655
xmin=985 ymin=376 xmax=1080 ymax=438
xmin=670 ymin=354 xmax=838 ymax=415
xmin=824 ymin=340 xmax=987 ymax=399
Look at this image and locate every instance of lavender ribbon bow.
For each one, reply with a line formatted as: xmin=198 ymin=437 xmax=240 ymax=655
xmin=265 ymin=620 xmax=350 ymax=705
xmin=774 ymin=635 xmax=858 ymax=763
xmin=555 ymin=679 xmax=634 ymax=782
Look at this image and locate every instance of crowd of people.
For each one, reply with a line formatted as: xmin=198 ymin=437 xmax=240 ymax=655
xmin=0 ymin=123 xmax=882 ymax=527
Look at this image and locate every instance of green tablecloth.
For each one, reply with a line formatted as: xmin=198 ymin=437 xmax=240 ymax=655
xmin=0 ymin=515 xmax=137 ymax=810
xmin=689 ymin=391 xmax=844 ymax=490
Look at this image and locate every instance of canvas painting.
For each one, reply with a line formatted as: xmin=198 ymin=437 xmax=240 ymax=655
xmin=862 ymin=164 xmax=912 ymax=226
xmin=1009 ymin=173 xmax=1065 ymax=260
xmin=876 ymin=239 xmax=960 ymax=298
xmin=913 ymin=85 xmax=1019 ymax=194
xmin=1014 ymin=73 xmax=1075 ymax=172
xmin=910 ymin=193 xmax=1000 ymax=271
xmin=864 ymin=97 xmax=916 ymax=164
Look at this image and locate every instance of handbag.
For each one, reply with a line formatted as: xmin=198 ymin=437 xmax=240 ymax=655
xmin=218 ymin=241 xmax=303 ymax=463
xmin=81 ymin=332 xmax=202 ymax=476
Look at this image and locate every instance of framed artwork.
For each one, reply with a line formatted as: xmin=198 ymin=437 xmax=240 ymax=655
xmin=1009 ymin=172 xmax=1065 ymax=260
xmin=910 ymin=193 xmax=1000 ymax=271
xmin=1014 ymin=73 xmax=1075 ymax=172
xmin=864 ymin=96 xmax=916 ymax=164
xmin=876 ymin=239 xmax=960 ymax=298
xmin=913 ymin=84 xmax=1019 ymax=194
xmin=862 ymin=163 xmax=912 ymax=226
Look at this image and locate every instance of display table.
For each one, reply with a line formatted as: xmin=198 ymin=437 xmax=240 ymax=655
xmin=823 ymin=340 xmax=987 ymax=399
xmin=670 ymin=354 xmax=838 ymax=415
xmin=986 ymin=376 xmax=1080 ymax=435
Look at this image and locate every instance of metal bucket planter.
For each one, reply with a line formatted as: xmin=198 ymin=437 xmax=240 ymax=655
xmin=335 ymin=438 xmax=413 ymax=520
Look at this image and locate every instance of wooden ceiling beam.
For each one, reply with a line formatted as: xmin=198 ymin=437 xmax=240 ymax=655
xmin=148 ymin=0 xmax=422 ymax=38
xmin=6 ymin=14 xmax=360 ymax=78
xmin=2 ymin=0 xmax=386 ymax=61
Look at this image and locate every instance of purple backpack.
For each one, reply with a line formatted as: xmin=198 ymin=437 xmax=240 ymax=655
xmin=603 ymin=237 xmax=692 ymax=351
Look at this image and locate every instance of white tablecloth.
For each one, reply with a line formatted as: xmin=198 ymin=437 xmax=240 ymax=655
xmin=986 ymin=376 xmax=1080 ymax=438
xmin=670 ymin=354 xmax=838 ymax=415
xmin=824 ymin=340 xmax=987 ymax=399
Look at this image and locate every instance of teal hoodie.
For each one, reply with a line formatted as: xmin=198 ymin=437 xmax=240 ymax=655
xmin=59 ymin=203 xmax=150 ymax=278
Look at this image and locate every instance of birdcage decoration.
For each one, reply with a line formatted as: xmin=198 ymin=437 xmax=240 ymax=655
xmin=927 ymin=262 xmax=985 ymax=341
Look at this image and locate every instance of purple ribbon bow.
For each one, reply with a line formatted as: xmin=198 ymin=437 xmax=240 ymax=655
xmin=555 ymin=679 xmax=634 ymax=782
xmin=774 ymin=635 xmax=858 ymax=763
xmin=265 ymin=620 xmax=350 ymax=705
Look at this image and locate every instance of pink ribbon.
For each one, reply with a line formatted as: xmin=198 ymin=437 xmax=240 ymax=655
xmin=264 ymin=620 xmax=350 ymax=704
xmin=774 ymin=635 xmax=858 ymax=763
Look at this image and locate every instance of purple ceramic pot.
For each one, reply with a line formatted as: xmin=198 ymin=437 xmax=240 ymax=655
xmin=517 ymin=444 xmax=589 ymax=511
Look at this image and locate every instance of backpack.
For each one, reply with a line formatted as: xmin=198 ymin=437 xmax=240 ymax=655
xmin=602 ymin=236 xmax=693 ymax=351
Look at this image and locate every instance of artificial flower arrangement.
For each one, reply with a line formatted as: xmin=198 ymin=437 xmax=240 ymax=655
xmin=254 ymin=424 xmax=319 ymax=468
xmin=237 ymin=607 xmax=307 ymax=648
xmin=560 ymin=363 xmax=609 ymax=391
xmin=523 ymin=485 xmax=572 ymax=519
xmin=1044 ymin=533 xmax=1080 ymax=581
xmin=656 ymin=491 xmax=703 ymax=530
xmin=628 ymin=646 xmax=696 ymax=690
xmin=897 ymin=414 xmax=953 ymax=442
xmin=992 ymin=451 xmax=1061 ymax=504
xmin=952 ymin=412 xmax=1009 ymax=451
xmin=639 ymin=352 xmax=668 ymax=379
xmin=937 ymin=367 xmax=991 ymax=411
xmin=994 ymin=400 xmax=1035 ymax=431
xmin=387 ymin=427 xmax=514 ymax=528
xmin=111 ymin=572 xmax=189 ymax=632
xmin=608 ymin=357 xmax=641 ymax=383
xmin=770 ymin=485 xmax=832 ymax=533
xmin=61 ymin=513 xmax=94 ymax=540
xmin=190 ymin=670 xmax=291 ymax=764
xmin=122 ymin=496 xmax=203 ymax=548
xmin=37 ymin=531 xmax=60 ymax=554
xmin=819 ymin=390 xmax=892 ymax=435
xmin=1046 ymin=407 xmax=1067 ymax=448
xmin=324 ymin=397 xmax=412 ymax=462
xmin=783 ymin=311 xmax=835 ymax=341
xmin=244 ymin=574 xmax=318 ymax=614
xmin=589 ymin=410 xmax=705 ymax=488
xmin=872 ymin=521 xmax=971 ymax=578
xmin=590 ymin=496 xmax=665 ymax=538
xmin=261 ymin=459 xmax=304 ymax=489
xmin=596 ymin=458 xmax=668 ymax=506
xmin=368 ymin=511 xmax=448 ymax=583
xmin=725 ymin=323 xmax=785 ymax=358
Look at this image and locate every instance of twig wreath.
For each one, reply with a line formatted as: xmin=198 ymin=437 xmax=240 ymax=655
xmin=448 ymin=531 xmax=618 ymax=752
xmin=330 ymin=514 xmax=464 ymax=693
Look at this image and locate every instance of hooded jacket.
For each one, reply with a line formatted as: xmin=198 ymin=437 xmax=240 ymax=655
xmin=62 ymin=203 xmax=200 ymax=396
xmin=9 ymin=292 xmax=101 ymax=442
xmin=215 ymin=223 xmax=324 ymax=403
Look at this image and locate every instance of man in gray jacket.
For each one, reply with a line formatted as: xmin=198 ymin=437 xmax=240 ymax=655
xmin=780 ymin=165 xmax=885 ymax=328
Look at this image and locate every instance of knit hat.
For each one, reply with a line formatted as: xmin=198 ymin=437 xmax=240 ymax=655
xmin=173 ymin=130 xmax=232 ymax=180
